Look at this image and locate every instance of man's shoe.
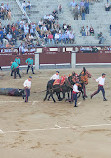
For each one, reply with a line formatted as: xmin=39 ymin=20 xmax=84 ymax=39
xmin=33 ymin=72 xmax=35 ymax=74
xmin=90 ymin=95 xmax=93 ymax=99
xmin=103 ymin=98 xmax=107 ymax=101
xmin=74 ymin=106 xmax=78 ymax=107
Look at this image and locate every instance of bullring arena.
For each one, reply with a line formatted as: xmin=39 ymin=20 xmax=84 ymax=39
xmin=1 ymin=0 xmax=111 ymax=157
xmin=0 ymin=68 xmax=111 ymax=158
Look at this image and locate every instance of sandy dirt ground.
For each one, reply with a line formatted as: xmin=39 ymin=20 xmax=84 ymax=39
xmin=0 ymin=68 xmax=111 ymax=158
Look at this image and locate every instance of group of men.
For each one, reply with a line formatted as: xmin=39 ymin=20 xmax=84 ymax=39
xmin=50 ymin=69 xmax=107 ymax=107
xmin=10 ymin=56 xmax=35 ymax=79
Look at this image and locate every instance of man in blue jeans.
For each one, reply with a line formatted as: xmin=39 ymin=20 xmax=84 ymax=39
xmin=72 ymin=81 xmax=81 ymax=107
xmin=91 ymin=73 xmax=107 ymax=101
xmin=23 ymin=76 xmax=32 ymax=102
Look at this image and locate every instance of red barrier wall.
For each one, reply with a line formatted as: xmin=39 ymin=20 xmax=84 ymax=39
xmin=76 ymin=53 xmax=111 ymax=63
xmin=0 ymin=54 xmax=35 ymax=66
xmin=39 ymin=52 xmax=71 ymax=64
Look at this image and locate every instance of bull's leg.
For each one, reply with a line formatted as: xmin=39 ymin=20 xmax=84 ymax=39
xmin=67 ymin=92 xmax=70 ymax=99
xmin=63 ymin=92 xmax=65 ymax=99
xmin=44 ymin=90 xmax=49 ymax=101
xmin=81 ymin=89 xmax=85 ymax=100
xmin=48 ymin=94 xmax=51 ymax=101
xmin=56 ymin=92 xmax=62 ymax=101
xmin=50 ymin=93 xmax=56 ymax=103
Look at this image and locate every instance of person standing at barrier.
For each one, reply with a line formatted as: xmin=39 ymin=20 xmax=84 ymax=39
xmin=72 ymin=81 xmax=81 ymax=107
xmin=11 ymin=56 xmax=21 ymax=76
xmin=11 ymin=61 xmax=21 ymax=79
xmin=26 ymin=57 xmax=35 ymax=74
xmin=23 ymin=76 xmax=32 ymax=102
xmin=91 ymin=73 xmax=107 ymax=101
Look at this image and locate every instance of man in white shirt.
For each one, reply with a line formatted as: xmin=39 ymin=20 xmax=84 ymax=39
xmin=23 ymin=76 xmax=32 ymax=102
xmin=91 ymin=73 xmax=107 ymax=101
xmin=72 ymin=81 xmax=81 ymax=107
xmin=50 ymin=71 xmax=59 ymax=80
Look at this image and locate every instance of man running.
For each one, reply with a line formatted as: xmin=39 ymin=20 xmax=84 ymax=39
xmin=91 ymin=73 xmax=107 ymax=101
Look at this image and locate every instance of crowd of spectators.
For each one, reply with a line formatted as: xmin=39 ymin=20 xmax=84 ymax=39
xmin=0 ymin=0 xmax=107 ymax=51
xmin=0 ymin=3 xmax=11 ymax=20
xmin=0 ymin=19 xmax=38 ymax=49
xmin=70 ymin=0 xmax=90 ymax=20
xmin=37 ymin=13 xmax=75 ymax=45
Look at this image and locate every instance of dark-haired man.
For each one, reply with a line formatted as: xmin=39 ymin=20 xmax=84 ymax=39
xmin=91 ymin=73 xmax=107 ymax=101
xmin=26 ymin=57 xmax=35 ymax=74
xmin=72 ymin=81 xmax=81 ymax=107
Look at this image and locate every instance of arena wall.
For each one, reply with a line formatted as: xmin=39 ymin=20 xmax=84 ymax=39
xmin=1 ymin=46 xmax=111 ymax=68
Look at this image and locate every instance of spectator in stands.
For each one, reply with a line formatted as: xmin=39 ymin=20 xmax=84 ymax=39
xmin=90 ymin=26 xmax=94 ymax=36
xmin=24 ymin=23 xmax=29 ymax=36
xmin=64 ymin=32 xmax=69 ymax=44
xmin=19 ymin=43 xmax=24 ymax=54
xmin=74 ymin=5 xmax=79 ymax=20
xmin=28 ymin=33 xmax=34 ymax=43
xmin=6 ymin=32 xmax=12 ymax=43
xmin=35 ymin=41 xmax=40 ymax=47
xmin=7 ymin=9 xmax=11 ymax=20
xmin=84 ymin=0 xmax=89 ymax=14
xmin=0 ymin=41 xmax=3 ymax=48
xmin=48 ymin=32 xmax=54 ymax=44
xmin=4 ymin=3 xmax=10 ymax=11
xmin=105 ymin=2 xmax=110 ymax=11
xmin=98 ymin=32 xmax=105 ymax=44
xmin=58 ymin=4 xmax=62 ymax=13
xmin=80 ymin=26 xmax=86 ymax=36
xmin=22 ymin=1 xmax=26 ymax=11
xmin=63 ymin=24 xmax=67 ymax=31
xmin=86 ymin=26 xmax=90 ymax=36
xmin=69 ymin=31 xmax=75 ymax=43
xmin=110 ymin=25 xmax=111 ymax=36
xmin=0 ymin=3 xmax=5 ymax=20
xmin=54 ymin=32 xmax=59 ymax=44
xmin=0 ymin=28 xmax=3 ymax=44
xmin=24 ymin=46 xmax=28 ymax=53
xmin=43 ymin=32 xmax=48 ymax=44
xmin=26 ymin=1 xmax=31 ymax=10
xmin=70 ymin=0 xmax=76 ymax=12
xmin=81 ymin=7 xmax=86 ymax=20
xmin=38 ymin=19 xmax=43 ymax=28
xmin=12 ymin=32 xmax=17 ymax=45
xmin=30 ymin=47 xmax=36 ymax=52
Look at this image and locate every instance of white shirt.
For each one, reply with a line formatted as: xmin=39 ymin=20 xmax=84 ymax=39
xmin=50 ymin=74 xmax=59 ymax=80
xmin=55 ymin=33 xmax=59 ymax=39
xmin=96 ymin=76 xmax=105 ymax=86
xmin=23 ymin=79 xmax=31 ymax=89
xmin=73 ymin=84 xmax=79 ymax=93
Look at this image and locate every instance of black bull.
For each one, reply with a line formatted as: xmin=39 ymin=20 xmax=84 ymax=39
xmin=0 ymin=88 xmax=24 ymax=96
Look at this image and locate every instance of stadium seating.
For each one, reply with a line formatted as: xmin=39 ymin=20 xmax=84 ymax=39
xmin=0 ymin=0 xmax=111 ymax=47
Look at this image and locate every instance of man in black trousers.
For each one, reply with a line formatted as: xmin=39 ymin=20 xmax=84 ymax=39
xmin=91 ymin=73 xmax=107 ymax=101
